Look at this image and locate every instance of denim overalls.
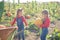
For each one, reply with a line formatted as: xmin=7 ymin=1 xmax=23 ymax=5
xmin=16 ymin=16 xmax=25 ymax=40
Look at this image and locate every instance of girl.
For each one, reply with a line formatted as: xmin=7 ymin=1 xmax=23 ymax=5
xmin=11 ymin=8 xmax=28 ymax=40
xmin=40 ymin=10 xmax=50 ymax=40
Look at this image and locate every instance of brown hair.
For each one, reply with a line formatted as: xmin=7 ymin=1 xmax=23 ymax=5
xmin=42 ymin=10 xmax=48 ymax=15
xmin=17 ymin=8 xmax=23 ymax=15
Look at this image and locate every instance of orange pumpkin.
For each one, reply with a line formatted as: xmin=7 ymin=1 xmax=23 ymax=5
xmin=34 ymin=18 xmax=42 ymax=27
xmin=6 ymin=10 xmax=11 ymax=17
xmin=25 ymin=15 xmax=31 ymax=19
xmin=7 ymin=13 xmax=11 ymax=17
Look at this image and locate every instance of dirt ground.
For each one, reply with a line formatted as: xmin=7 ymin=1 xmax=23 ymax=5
xmin=25 ymin=32 xmax=40 ymax=40
xmin=14 ymin=20 xmax=60 ymax=40
xmin=14 ymin=31 xmax=40 ymax=40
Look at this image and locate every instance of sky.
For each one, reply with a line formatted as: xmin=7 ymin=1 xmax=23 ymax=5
xmin=0 ymin=0 xmax=60 ymax=3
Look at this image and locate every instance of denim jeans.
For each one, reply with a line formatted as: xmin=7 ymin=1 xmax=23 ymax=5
xmin=40 ymin=28 xmax=48 ymax=40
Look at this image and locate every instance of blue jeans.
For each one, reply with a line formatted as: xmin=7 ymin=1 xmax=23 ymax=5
xmin=17 ymin=25 xmax=25 ymax=40
xmin=40 ymin=28 xmax=48 ymax=40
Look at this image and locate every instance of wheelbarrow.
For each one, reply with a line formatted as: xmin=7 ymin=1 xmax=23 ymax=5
xmin=0 ymin=27 xmax=17 ymax=40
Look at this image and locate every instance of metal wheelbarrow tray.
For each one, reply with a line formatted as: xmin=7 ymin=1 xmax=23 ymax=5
xmin=0 ymin=27 xmax=17 ymax=40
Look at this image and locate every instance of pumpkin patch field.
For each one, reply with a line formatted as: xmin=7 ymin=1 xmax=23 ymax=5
xmin=0 ymin=1 xmax=60 ymax=40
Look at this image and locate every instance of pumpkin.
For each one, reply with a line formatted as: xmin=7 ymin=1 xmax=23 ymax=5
xmin=25 ymin=15 xmax=31 ymax=19
xmin=6 ymin=10 xmax=11 ymax=17
xmin=34 ymin=18 xmax=42 ymax=27
xmin=7 ymin=13 xmax=11 ymax=17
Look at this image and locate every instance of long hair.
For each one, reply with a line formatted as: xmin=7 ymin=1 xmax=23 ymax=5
xmin=16 ymin=8 xmax=23 ymax=17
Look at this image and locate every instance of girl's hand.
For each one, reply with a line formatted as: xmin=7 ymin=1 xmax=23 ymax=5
xmin=25 ymin=26 xmax=29 ymax=30
xmin=10 ymin=25 xmax=18 ymax=30
xmin=15 ymin=26 xmax=18 ymax=30
xmin=26 ymin=26 xmax=29 ymax=28
xmin=10 ymin=24 xmax=13 ymax=27
xmin=37 ymin=25 xmax=40 ymax=28
xmin=37 ymin=25 xmax=42 ymax=28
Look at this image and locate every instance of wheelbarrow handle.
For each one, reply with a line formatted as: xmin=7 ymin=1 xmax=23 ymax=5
xmin=14 ymin=27 xmax=28 ymax=36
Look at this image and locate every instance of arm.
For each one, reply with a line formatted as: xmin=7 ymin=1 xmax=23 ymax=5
xmin=42 ymin=19 xmax=50 ymax=27
xmin=22 ymin=16 xmax=28 ymax=26
xmin=10 ymin=18 xmax=16 ymax=26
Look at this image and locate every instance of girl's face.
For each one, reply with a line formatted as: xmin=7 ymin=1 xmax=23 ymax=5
xmin=42 ymin=13 xmax=48 ymax=19
xmin=17 ymin=11 xmax=22 ymax=17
